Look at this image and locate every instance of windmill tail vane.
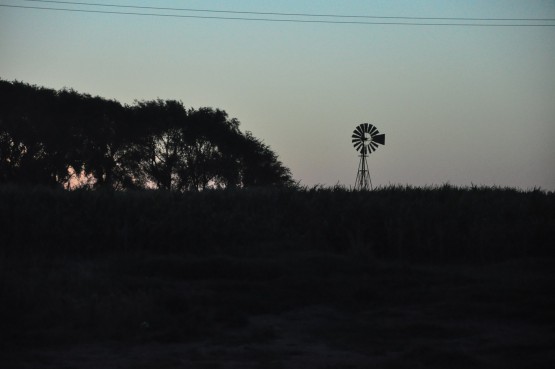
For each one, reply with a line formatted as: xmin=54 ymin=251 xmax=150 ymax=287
xmin=351 ymin=123 xmax=385 ymax=190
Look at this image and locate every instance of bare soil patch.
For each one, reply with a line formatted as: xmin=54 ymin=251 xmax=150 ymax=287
xmin=2 ymin=255 xmax=553 ymax=368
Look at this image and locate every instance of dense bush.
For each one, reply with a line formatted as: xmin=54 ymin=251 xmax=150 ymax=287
xmin=1 ymin=185 xmax=553 ymax=263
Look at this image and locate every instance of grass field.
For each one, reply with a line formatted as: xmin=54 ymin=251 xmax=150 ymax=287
xmin=1 ymin=185 xmax=554 ymax=368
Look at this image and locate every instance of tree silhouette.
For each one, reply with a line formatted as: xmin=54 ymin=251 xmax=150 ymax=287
xmin=182 ymin=107 xmax=243 ymax=190
xmin=0 ymin=79 xmax=293 ymax=189
xmin=240 ymin=131 xmax=292 ymax=187
xmin=123 ymin=99 xmax=187 ymax=190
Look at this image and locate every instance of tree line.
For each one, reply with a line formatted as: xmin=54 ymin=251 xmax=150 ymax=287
xmin=0 ymin=79 xmax=293 ymax=190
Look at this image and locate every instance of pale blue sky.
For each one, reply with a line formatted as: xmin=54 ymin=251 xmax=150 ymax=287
xmin=2 ymin=1 xmax=555 ymax=189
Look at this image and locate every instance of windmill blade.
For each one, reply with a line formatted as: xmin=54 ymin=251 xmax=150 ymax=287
xmin=353 ymin=123 xmax=385 ymax=157
xmin=373 ymin=133 xmax=385 ymax=145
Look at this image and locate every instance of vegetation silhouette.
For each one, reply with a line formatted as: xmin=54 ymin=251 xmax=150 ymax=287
xmin=1 ymin=184 xmax=554 ymax=368
xmin=0 ymin=79 xmax=292 ymax=190
xmin=1 ymin=78 xmax=554 ymax=368
xmin=1 ymin=184 xmax=553 ymax=262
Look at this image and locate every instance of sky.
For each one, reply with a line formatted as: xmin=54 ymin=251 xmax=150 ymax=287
xmin=1 ymin=0 xmax=555 ymax=190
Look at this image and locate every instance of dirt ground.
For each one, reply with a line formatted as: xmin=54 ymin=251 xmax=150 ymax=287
xmin=2 ymin=258 xmax=554 ymax=369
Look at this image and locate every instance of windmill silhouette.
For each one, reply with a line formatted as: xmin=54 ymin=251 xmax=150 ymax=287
xmin=351 ymin=123 xmax=385 ymax=190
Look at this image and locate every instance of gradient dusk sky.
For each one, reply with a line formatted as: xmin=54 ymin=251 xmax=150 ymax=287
xmin=1 ymin=1 xmax=554 ymax=189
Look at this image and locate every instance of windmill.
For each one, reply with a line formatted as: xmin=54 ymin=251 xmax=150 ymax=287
xmin=352 ymin=123 xmax=385 ymax=190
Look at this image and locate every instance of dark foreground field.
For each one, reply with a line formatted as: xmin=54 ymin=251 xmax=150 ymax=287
xmin=1 ymin=186 xmax=554 ymax=368
xmin=2 ymin=254 xmax=554 ymax=368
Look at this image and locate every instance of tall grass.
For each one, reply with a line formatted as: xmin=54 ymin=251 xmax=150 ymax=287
xmin=1 ymin=184 xmax=554 ymax=352
xmin=0 ymin=184 xmax=553 ymax=262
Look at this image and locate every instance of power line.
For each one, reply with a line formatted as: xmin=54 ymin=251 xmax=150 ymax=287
xmin=2 ymin=3 xmax=555 ymax=26
xmin=18 ymin=0 xmax=555 ymax=22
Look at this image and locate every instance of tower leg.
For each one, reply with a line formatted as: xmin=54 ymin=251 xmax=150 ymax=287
xmin=355 ymin=154 xmax=372 ymax=190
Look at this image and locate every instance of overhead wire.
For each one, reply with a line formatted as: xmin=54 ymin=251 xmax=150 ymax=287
xmin=1 ymin=0 xmax=555 ymax=26
xmin=17 ymin=0 xmax=555 ymax=22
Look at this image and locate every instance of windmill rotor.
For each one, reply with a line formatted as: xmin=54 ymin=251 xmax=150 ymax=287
xmin=351 ymin=123 xmax=385 ymax=154
xmin=352 ymin=123 xmax=385 ymax=190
